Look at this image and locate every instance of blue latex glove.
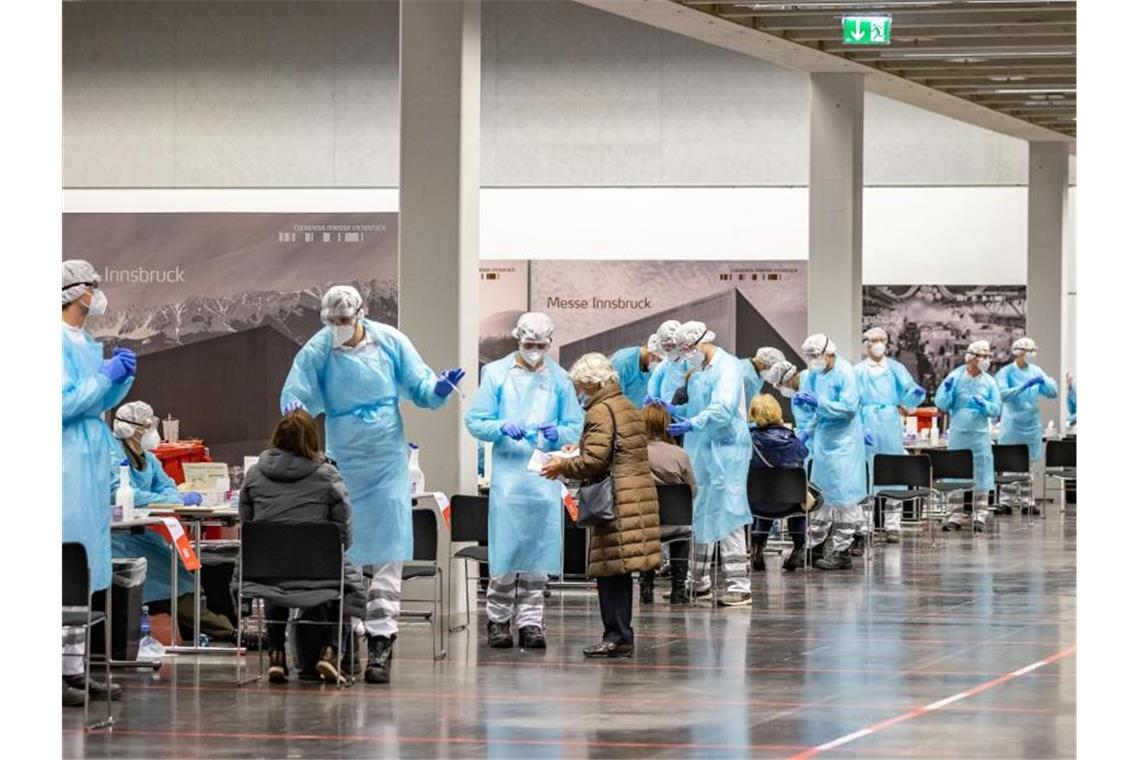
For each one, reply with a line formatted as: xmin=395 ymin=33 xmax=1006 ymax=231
xmin=863 ymin=431 xmax=874 ymax=446
xmin=1024 ymin=376 xmax=1046 ymax=390
xmin=538 ymin=422 xmax=559 ymax=443
xmin=667 ymin=419 xmax=693 ymax=437
xmin=797 ymin=430 xmax=812 ymax=446
xmin=180 ymin=492 xmax=203 ymax=507
xmin=942 ymin=376 xmax=955 ymax=393
xmin=500 ymin=422 xmax=527 ymax=441
xmin=112 ymin=347 xmax=137 ymax=375
xmin=282 ymin=399 xmax=305 ymax=414
xmin=433 ymin=367 xmax=466 ymax=398
xmin=969 ymin=395 xmax=987 ymax=414
xmin=100 ymin=355 xmax=131 ymax=384
xmin=792 ymin=391 xmax=818 ymax=409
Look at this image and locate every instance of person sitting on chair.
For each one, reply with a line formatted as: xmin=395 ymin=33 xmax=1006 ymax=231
xmin=747 ymin=394 xmax=812 ymax=572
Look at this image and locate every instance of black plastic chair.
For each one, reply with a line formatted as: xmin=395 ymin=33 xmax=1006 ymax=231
xmin=872 ymin=454 xmax=933 ymax=546
xmin=992 ymin=443 xmax=1033 ymax=515
xmin=745 ymin=467 xmax=812 ymax=562
xmin=656 ymin=484 xmax=696 ymax=602
xmin=1044 ymin=438 xmax=1077 ymax=509
xmin=927 ymin=448 xmax=975 ymax=528
xmin=447 ymin=495 xmax=489 ymax=632
xmin=63 ymin=543 xmax=113 ymax=730
xmin=235 ymin=522 xmax=350 ymax=687
xmin=400 ymin=505 xmax=447 ymax=660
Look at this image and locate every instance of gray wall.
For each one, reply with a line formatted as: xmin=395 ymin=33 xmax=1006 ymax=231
xmin=64 ymin=1 xmax=1029 ymax=189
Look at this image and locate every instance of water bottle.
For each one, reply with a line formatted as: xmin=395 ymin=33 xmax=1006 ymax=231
xmin=138 ymin=604 xmax=166 ymax=660
xmin=115 ymin=459 xmax=135 ymax=522
xmin=408 ymin=443 xmax=425 ymax=496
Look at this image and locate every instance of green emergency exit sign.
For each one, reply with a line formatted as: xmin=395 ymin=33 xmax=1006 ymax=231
xmin=842 ymin=15 xmax=892 ymax=45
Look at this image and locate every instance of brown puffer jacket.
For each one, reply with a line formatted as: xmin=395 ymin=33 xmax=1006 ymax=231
xmin=558 ymin=382 xmax=661 ymax=578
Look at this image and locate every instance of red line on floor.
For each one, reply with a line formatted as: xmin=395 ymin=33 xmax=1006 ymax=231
xmin=786 ymin=644 xmax=1077 ymax=760
xmin=121 ymin=681 xmax=1053 ymax=715
xmin=71 ymin=727 xmax=808 ymax=753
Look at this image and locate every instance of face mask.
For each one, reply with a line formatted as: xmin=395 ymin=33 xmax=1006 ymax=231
xmin=86 ymin=289 xmax=108 ymax=316
xmin=521 ymin=348 xmax=545 ymax=367
xmin=332 ymin=322 xmax=356 ymax=345
xmin=869 ymin=343 xmax=886 ymax=359
xmin=140 ymin=429 xmax=161 ymax=451
xmin=808 ymin=357 xmax=826 ymax=371
xmin=577 ymin=391 xmax=591 ymax=407
xmin=978 ymin=358 xmax=992 ymax=372
xmin=779 ymin=385 xmax=796 ymax=399
xmin=682 ymin=348 xmax=702 ymax=368
xmin=1024 ymin=351 xmax=1036 ymax=364
xmin=763 ymin=368 xmax=781 ymax=385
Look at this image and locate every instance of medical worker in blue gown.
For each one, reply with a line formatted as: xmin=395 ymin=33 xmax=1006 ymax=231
xmin=280 ymin=285 xmax=464 ymax=684
xmin=465 ymin=312 xmax=583 ymax=649
xmin=795 ymin=334 xmax=866 ymax=571
xmin=664 ymin=321 xmax=754 ymax=607
xmin=935 ymin=340 xmax=1002 ymax=533
xmin=62 ymin=259 xmax=135 ymax=706
xmin=609 ymin=335 xmax=662 ymax=409
xmin=740 ymin=346 xmax=787 ymax=409
xmin=108 ymin=401 xmax=234 ymax=639
xmin=644 ymin=320 xmax=688 ymax=407
xmin=855 ymin=327 xmax=926 ymax=544
xmin=994 ymin=337 xmax=1058 ymax=514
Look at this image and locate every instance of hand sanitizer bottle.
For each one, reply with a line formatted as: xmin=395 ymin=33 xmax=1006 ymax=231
xmin=116 ymin=459 xmax=135 ymax=522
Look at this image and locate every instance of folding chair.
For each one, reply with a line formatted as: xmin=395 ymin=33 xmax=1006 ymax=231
xmin=872 ymin=454 xmax=933 ymax=547
xmin=992 ymin=444 xmax=1033 ymax=517
xmin=1044 ymin=438 xmax=1077 ymax=512
xmin=447 ymin=495 xmax=489 ymax=632
xmin=927 ymin=448 xmax=975 ymax=540
xmin=235 ymin=523 xmax=351 ymax=688
xmin=746 ymin=467 xmax=810 ymax=564
xmin=63 ymin=543 xmax=114 ymax=731
xmin=400 ymin=506 xmax=447 ymax=660
xmin=656 ymin=484 xmax=695 ymax=603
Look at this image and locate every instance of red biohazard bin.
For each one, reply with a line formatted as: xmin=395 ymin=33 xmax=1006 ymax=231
xmin=911 ymin=407 xmax=941 ymax=433
xmin=152 ymin=441 xmax=226 ymax=539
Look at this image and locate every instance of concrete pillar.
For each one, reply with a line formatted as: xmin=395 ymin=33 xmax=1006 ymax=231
xmin=808 ymin=73 xmax=864 ymax=360
xmin=398 ymin=0 xmax=480 ymax=498
xmin=1027 ymin=142 xmax=1069 ymax=434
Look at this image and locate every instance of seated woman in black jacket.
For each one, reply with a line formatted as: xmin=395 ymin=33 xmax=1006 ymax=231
xmin=748 ymin=394 xmax=810 ymax=572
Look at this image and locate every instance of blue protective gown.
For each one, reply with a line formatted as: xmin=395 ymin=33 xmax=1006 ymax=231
xmin=739 ymin=358 xmax=763 ymax=408
xmin=280 ymin=319 xmax=445 ymax=566
xmin=994 ymin=362 xmax=1058 ymax=462
xmin=646 ymin=358 xmax=689 ymax=407
xmin=63 ymin=325 xmax=134 ymax=591
xmin=683 ymin=348 xmax=753 ymax=544
xmin=855 ymin=357 xmax=926 ymax=467
xmin=1067 ymin=378 xmax=1077 ymax=425
xmin=110 ymin=443 xmax=194 ymax=603
xmin=800 ymin=358 xmax=867 ymax=506
xmin=935 ymin=365 xmax=1002 ymax=493
xmin=610 ymin=346 xmax=651 ymax=409
xmin=464 ymin=355 xmax=584 ymax=576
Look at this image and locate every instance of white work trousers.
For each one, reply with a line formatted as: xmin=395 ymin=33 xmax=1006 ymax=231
xmin=809 ymin=503 xmax=862 ymax=552
xmin=486 ymin=573 xmax=547 ymax=628
xmin=689 ymin=526 xmax=751 ymax=595
xmin=361 ymin=561 xmax=402 ymax=638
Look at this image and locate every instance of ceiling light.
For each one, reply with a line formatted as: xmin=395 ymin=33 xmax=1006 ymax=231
xmin=989 ymin=87 xmax=1076 ymax=94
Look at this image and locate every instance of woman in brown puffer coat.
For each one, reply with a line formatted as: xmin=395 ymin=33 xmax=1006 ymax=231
xmin=540 ymin=352 xmax=660 ymax=658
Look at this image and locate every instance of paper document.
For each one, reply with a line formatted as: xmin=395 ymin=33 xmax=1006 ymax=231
xmin=526 ymin=448 xmax=575 ymax=473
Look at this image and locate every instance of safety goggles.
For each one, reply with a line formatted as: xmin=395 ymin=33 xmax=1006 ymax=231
xmin=63 ymin=281 xmax=99 ymax=293
xmin=680 ymin=330 xmax=708 ymax=353
xmin=115 ymin=417 xmax=157 ymax=432
xmin=519 ymin=340 xmax=550 ymax=351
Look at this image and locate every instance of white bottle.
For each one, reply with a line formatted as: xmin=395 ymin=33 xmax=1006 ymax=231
xmin=929 ymin=419 xmax=939 ymax=445
xmin=116 ymin=461 xmax=135 ymax=522
xmin=1045 ymin=420 xmax=1057 ymax=438
xmin=408 ymin=443 xmax=425 ymax=497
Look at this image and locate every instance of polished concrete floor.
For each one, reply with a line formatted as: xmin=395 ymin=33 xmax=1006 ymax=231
xmin=66 ymin=508 xmax=1076 ymax=759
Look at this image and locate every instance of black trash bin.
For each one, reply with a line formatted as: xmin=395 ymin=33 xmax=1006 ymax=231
xmin=91 ymin=557 xmax=147 ymax=661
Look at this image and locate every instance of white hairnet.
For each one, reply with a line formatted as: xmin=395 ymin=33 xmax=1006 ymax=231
xmin=512 ymin=312 xmax=555 ymax=343
xmin=654 ymin=320 xmax=683 ymax=354
xmin=863 ymin=327 xmax=888 ymax=343
xmin=770 ymin=360 xmax=797 ymax=387
xmin=802 ymin=334 xmax=836 ymax=357
xmin=754 ymin=346 xmax=786 ymax=366
xmin=569 ymin=352 xmax=618 ymax=387
xmin=113 ymin=401 xmax=156 ymax=440
xmin=1012 ymin=337 xmax=1037 ymax=353
xmin=320 ymin=285 xmax=365 ymax=323
xmin=647 ymin=334 xmax=662 ymax=357
xmin=678 ymin=321 xmax=715 ymax=348
xmin=966 ymin=340 xmax=992 ymax=357
xmin=62 ymin=259 xmax=100 ymax=305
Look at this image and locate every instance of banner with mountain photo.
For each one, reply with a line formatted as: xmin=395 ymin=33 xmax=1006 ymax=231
xmin=63 ymin=212 xmax=398 ymax=464
xmin=862 ymin=284 xmax=1027 ymax=404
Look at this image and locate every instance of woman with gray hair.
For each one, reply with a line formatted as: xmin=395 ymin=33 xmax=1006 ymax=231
xmin=540 ymin=353 xmax=661 ymax=658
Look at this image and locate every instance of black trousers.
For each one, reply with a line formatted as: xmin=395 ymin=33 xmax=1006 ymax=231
xmin=264 ymin=601 xmax=338 ymax=654
xmin=596 ymin=573 xmax=634 ymax=645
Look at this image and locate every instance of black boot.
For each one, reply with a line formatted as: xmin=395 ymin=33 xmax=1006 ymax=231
xmin=668 ymin=565 xmax=687 ymax=604
xmin=518 ymin=625 xmax=546 ymax=650
xmin=487 ymin=620 xmax=512 ymax=648
xmin=62 ymin=679 xmax=86 ymax=708
xmin=809 ymin=539 xmax=832 ymax=568
xmin=63 ymin=673 xmax=122 ymax=701
xmin=751 ymin=537 xmax=767 ymax=572
xmin=816 ymin=548 xmax=853 ymax=570
xmin=365 ymin=634 xmax=395 ymax=684
xmin=849 ymin=533 xmax=866 ymax=557
xmin=639 ymin=570 xmax=655 ymax=605
xmin=783 ymin=544 xmax=805 ymax=572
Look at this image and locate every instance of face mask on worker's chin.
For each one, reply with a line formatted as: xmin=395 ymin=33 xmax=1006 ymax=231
xmin=520 ymin=348 xmax=545 ymax=367
xmin=869 ymin=343 xmax=886 ymax=359
xmin=331 ymin=322 xmax=357 ymax=345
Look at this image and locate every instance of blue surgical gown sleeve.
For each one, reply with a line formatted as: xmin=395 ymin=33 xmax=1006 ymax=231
xmin=136 ymin=451 xmax=183 ymax=507
xmin=646 ymin=362 xmax=666 ymax=399
xmin=892 ymin=360 xmax=926 ymax=408
xmin=1039 ymin=375 xmax=1059 ymax=399
xmin=465 ymin=364 xmax=508 ymax=443
xmin=280 ymin=336 xmax=328 ymax=417
xmin=690 ymin=358 xmax=739 ymax=432
xmin=816 ymin=368 xmax=859 ymax=422
xmin=934 ymin=369 xmax=959 ymax=412
xmin=978 ymin=375 xmax=1002 ymax=417
xmin=390 ymin=327 xmax=447 ymax=411
xmin=63 ymin=369 xmax=113 ymax=423
xmin=548 ymin=371 xmax=585 ymax=451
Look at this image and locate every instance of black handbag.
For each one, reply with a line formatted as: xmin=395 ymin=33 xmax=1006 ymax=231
xmin=574 ymin=402 xmax=618 ymax=527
